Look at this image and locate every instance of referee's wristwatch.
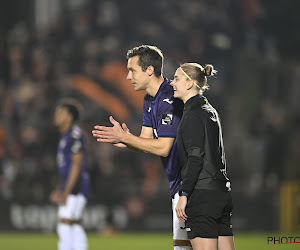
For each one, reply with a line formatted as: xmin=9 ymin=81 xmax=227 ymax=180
xmin=179 ymin=191 xmax=189 ymax=197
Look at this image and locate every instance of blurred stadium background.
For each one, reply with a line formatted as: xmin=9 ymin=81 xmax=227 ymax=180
xmin=1 ymin=0 xmax=300 ymax=249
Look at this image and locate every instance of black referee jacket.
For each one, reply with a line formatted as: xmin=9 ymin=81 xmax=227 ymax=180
xmin=177 ymin=95 xmax=230 ymax=196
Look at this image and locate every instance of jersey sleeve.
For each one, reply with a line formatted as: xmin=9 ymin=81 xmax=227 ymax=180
xmin=70 ymin=129 xmax=85 ymax=154
xmin=142 ymin=97 xmax=152 ymax=127
xmin=156 ymin=97 xmax=182 ymax=138
xmin=180 ymin=112 xmax=205 ymax=194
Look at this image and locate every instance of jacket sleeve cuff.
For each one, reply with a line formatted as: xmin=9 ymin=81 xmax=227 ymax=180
xmin=179 ymin=190 xmax=189 ymax=197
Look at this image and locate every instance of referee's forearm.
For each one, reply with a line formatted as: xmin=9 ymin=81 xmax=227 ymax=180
xmin=180 ymin=157 xmax=203 ymax=194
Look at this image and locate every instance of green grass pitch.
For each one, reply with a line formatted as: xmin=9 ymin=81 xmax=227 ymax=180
xmin=0 ymin=232 xmax=298 ymax=250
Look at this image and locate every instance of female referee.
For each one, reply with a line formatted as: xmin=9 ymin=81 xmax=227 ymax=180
xmin=171 ymin=63 xmax=235 ymax=250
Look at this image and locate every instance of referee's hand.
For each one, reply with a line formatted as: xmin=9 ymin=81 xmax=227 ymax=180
xmin=175 ymin=196 xmax=188 ymax=222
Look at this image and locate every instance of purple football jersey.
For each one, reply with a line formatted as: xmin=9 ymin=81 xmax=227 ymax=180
xmin=57 ymin=125 xmax=89 ymax=198
xmin=143 ymin=79 xmax=183 ymax=197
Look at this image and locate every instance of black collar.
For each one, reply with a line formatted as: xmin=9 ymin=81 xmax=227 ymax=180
xmin=184 ymin=95 xmax=206 ymax=111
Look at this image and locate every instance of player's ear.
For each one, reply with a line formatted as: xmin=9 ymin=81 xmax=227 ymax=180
xmin=186 ymin=80 xmax=194 ymax=90
xmin=147 ymin=65 xmax=154 ymax=76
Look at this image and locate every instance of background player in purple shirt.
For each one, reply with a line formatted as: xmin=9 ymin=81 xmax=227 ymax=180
xmin=51 ymin=99 xmax=89 ymax=250
xmin=92 ymin=45 xmax=192 ymax=249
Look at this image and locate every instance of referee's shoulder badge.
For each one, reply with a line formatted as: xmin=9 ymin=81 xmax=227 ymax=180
xmin=162 ymin=114 xmax=173 ymax=125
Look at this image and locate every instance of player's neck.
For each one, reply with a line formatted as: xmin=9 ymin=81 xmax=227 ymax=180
xmin=146 ymin=76 xmax=164 ymax=97
xmin=59 ymin=122 xmax=72 ymax=134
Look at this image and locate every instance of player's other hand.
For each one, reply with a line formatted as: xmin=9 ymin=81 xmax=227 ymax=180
xmin=57 ymin=192 xmax=68 ymax=204
xmin=50 ymin=191 xmax=68 ymax=204
xmin=50 ymin=190 xmax=61 ymax=204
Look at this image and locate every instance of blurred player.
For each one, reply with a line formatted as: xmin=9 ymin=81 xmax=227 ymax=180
xmin=50 ymin=99 xmax=89 ymax=250
xmin=92 ymin=45 xmax=192 ymax=249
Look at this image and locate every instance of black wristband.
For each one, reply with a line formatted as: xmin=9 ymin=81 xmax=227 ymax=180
xmin=179 ymin=191 xmax=189 ymax=197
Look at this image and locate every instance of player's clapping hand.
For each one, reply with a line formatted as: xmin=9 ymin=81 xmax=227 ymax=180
xmin=113 ymin=122 xmax=130 ymax=148
xmin=92 ymin=116 xmax=127 ymax=145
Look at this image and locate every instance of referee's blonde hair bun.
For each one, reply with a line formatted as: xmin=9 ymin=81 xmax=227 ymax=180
xmin=203 ymin=64 xmax=217 ymax=77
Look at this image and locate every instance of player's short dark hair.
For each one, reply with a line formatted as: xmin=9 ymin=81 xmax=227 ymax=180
xmin=57 ymin=98 xmax=83 ymax=122
xmin=126 ymin=45 xmax=164 ymax=77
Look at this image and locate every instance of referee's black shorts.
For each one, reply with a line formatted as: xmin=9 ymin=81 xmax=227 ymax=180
xmin=185 ymin=189 xmax=233 ymax=239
